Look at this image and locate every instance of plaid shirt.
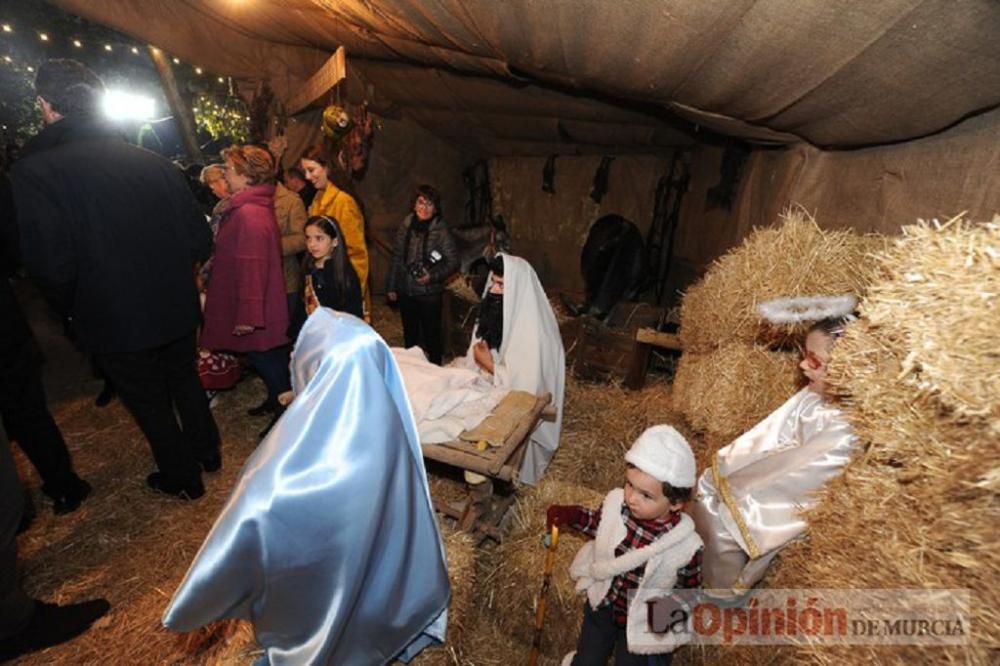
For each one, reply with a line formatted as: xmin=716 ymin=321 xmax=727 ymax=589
xmin=573 ymin=503 xmax=703 ymax=627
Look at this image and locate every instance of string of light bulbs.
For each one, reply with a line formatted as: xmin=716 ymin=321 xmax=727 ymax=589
xmin=0 ymin=18 xmax=227 ymax=83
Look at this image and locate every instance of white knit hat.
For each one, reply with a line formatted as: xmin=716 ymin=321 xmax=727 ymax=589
xmin=624 ymin=425 xmax=696 ymax=488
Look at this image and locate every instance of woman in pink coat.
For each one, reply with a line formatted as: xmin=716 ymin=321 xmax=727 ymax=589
xmin=201 ymin=145 xmax=290 ymax=422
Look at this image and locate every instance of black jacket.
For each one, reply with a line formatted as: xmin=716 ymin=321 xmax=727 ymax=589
xmin=10 ymin=114 xmax=212 ymax=353
xmin=289 ymin=259 xmax=364 ymax=338
xmin=1 ymin=175 xmax=43 ymax=403
xmin=386 ymin=213 xmax=458 ymax=298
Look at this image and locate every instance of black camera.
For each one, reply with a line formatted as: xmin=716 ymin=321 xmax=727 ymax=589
xmin=408 ymin=249 xmax=443 ymax=279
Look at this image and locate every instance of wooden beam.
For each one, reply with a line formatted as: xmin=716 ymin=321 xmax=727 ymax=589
xmin=287 ymin=47 xmax=346 ymax=115
xmin=148 ymin=46 xmax=202 ymax=164
xmin=635 ymin=327 xmax=683 ymax=351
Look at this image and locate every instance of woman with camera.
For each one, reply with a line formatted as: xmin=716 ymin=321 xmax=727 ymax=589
xmin=386 ymin=185 xmax=458 ymax=365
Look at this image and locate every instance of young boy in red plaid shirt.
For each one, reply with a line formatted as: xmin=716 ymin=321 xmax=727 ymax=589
xmin=547 ymin=426 xmax=703 ymax=665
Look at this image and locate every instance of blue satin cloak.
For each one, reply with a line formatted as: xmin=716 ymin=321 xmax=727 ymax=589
xmin=163 ymin=309 xmax=450 ymax=664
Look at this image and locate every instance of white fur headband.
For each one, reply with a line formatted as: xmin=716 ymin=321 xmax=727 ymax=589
xmin=757 ymin=294 xmax=858 ymax=325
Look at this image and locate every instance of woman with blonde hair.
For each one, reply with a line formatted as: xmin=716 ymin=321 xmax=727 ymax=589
xmin=200 ymin=145 xmax=290 ymax=429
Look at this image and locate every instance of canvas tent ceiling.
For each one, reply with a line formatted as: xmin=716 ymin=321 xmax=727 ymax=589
xmin=52 ymin=0 xmax=1000 ymax=153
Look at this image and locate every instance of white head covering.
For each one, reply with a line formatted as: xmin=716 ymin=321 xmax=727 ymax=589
xmin=625 ymin=425 xmax=696 ymax=488
xmin=465 ymin=253 xmax=565 ymax=485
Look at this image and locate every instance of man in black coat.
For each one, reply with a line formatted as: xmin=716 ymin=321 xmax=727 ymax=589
xmin=10 ymin=59 xmax=220 ymax=499
xmin=2 ymin=177 xmax=108 ymax=662
xmin=1 ymin=175 xmax=90 ymax=514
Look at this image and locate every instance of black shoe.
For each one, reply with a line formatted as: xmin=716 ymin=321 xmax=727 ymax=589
xmin=94 ymin=382 xmax=115 ymax=408
xmin=257 ymin=406 xmax=285 ymax=440
xmin=246 ymin=399 xmax=277 ymax=417
xmin=0 ymin=598 xmax=110 ymax=661
xmin=146 ymin=472 xmax=205 ymax=500
xmin=197 ymin=454 xmax=222 ymax=473
xmin=45 ymin=477 xmax=92 ymax=515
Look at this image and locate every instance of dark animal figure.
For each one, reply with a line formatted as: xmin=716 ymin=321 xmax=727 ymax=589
xmin=565 ymin=214 xmax=646 ymax=320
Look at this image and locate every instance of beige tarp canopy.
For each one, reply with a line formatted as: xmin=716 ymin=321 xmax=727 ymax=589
xmin=52 ymin=0 xmax=1000 ymax=153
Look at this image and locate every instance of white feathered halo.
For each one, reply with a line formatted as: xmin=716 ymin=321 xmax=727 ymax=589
xmin=756 ymin=294 xmax=858 ymax=325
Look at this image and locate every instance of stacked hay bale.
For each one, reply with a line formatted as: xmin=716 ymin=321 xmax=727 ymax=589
xmin=742 ymin=216 xmax=999 ymax=664
xmin=548 ymin=376 xmax=691 ymax=494
xmin=675 ymin=207 xmax=879 ymax=446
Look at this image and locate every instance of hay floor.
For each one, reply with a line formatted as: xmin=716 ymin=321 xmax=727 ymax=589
xmin=8 ymin=292 xmax=700 ymax=665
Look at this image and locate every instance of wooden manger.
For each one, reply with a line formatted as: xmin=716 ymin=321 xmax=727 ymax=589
xmin=423 ymin=390 xmax=553 ymax=543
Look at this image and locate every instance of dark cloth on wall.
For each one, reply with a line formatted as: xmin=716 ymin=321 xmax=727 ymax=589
xmin=386 ymin=214 xmax=458 ymax=298
xmin=10 ymin=113 xmax=212 ymax=354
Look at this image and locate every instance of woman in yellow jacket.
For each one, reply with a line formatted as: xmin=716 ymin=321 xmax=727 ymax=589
xmin=299 ymin=145 xmax=371 ymax=321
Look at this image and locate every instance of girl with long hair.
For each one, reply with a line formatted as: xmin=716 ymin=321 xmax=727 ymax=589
xmin=289 ymin=215 xmax=364 ymax=337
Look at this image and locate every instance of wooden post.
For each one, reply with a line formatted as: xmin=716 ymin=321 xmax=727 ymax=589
xmin=148 ymin=46 xmax=203 ymax=163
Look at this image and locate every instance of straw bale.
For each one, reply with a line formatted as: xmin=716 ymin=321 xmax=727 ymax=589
xmin=672 ymin=344 xmax=802 ymax=447
xmin=548 ymin=376 xmax=695 ymax=495
xmin=727 ymin=217 xmax=1000 ymax=664
xmin=679 ymin=207 xmax=880 ymax=353
xmin=861 ymin=216 xmax=1000 ymax=428
xmin=482 ymin=480 xmax=604 ymax=659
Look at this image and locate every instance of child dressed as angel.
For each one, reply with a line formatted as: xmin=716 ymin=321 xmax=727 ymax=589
xmin=691 ymin=298 xmax=860 ymax=594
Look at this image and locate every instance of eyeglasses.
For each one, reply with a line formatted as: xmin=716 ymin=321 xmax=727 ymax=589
xmin=801 ymin=349 xmax=825 ymax=370
xmin=415 ymin=198 xmax=435 ymax=209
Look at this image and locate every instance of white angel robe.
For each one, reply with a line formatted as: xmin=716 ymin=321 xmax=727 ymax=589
xmin=691 ymin=387 xmax=858 ymax=593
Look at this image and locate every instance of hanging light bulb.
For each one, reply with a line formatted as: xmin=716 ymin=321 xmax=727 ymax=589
xmin=195 ymin=67 xmax=203 ymax=75
xmin=73 ymin=39 xmax=82 ymax=48
xmin=39 ymin=33 xmax=49 ymax=41
xmin=131 ymin=46 xmax=139 ymax=54
xmin=172 ymin=57 xmax=180 ymax=64
xmin=104 ymin=44 xmax=113 ymax=51
xmin=2 ymin=24 xmax=12 ymax=33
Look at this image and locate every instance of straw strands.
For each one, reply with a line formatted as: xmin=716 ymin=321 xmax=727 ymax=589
xmin=679 ymin=206 xmax=880 ymax=353
xmin=481 ymin=480 xmax=604 ymax=659
xmin=548 ymin=376 xmax=692 ymax=494
xmin=862 ymin=216 xmax=1000 ymax=428
xmin=746 ymin=216 xmax=1000 ymax=664
xmin=411 ymin=526 xmax=478 ymax=664
xmin=672 ymin=344 xmax=802 ymax=447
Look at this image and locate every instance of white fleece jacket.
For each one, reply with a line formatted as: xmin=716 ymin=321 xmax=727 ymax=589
xmin=568 ymin=488 xmax=703 ymax=655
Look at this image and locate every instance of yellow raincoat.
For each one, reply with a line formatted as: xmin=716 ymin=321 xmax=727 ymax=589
xmin=309 ymin=184 xmax=371 ymax=321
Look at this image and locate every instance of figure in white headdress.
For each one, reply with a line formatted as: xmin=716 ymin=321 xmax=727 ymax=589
xmin=392 ymin=253 xmax=565 ymax=486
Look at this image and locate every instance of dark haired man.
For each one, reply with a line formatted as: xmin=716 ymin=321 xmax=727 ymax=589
xmin=282 ymin=166 xmax=316 ymax=208
xmin=10 ymin=59 xmax=220 ymax=500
